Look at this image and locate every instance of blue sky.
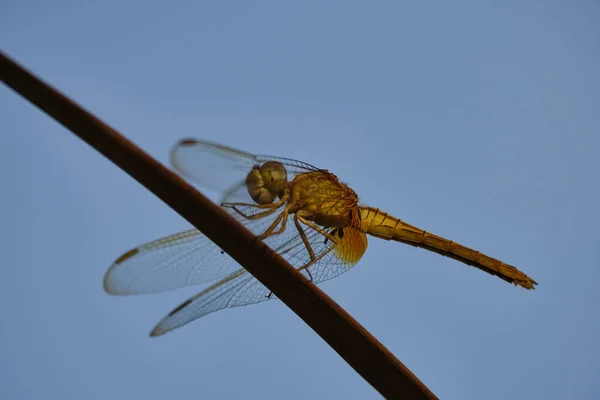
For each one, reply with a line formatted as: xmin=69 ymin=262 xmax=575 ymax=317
xmin=1 ymin=1 xmax=599 ymax=399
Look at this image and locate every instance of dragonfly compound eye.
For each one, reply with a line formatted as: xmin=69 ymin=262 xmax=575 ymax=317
xmin=246 ymin=162 xmax=287 ymax=204
xmin=260 ymin=161 xmax=287 ymax=193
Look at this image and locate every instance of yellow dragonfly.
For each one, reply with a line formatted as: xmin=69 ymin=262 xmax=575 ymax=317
xmin=104 ymin=139 xmax=537 ymax=336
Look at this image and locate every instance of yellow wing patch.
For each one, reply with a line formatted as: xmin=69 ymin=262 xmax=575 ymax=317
xmin=333 ymin=227 xmax=369 ymax=265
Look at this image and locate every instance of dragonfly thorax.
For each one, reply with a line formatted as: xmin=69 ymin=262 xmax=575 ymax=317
xmin=246 ymin=161 xmax=288 ymax=204
xmin=291 ymin=171 xmax=360 ymax=229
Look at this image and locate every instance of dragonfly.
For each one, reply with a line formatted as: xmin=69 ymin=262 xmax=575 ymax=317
xmin=104 ymin=138 xmax=537 ymax=336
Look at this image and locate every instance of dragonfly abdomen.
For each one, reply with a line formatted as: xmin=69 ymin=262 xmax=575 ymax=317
xmin=359 ymin=206 xmax=537 ymax=289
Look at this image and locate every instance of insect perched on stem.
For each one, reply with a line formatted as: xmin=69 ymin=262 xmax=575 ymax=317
xmin=104 ymin=139 xmax=537 ymax=336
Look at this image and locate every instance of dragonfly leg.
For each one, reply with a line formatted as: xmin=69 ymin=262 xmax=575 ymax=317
xmin=258 ymin=208 xmax=290 ymax=240
xmin=222 ymin=193 xmax=289 ymax=218
xmin=294 ymin=213 xmax=342 ymax=281
xmin=292 ymin=214 xmax=337 ymax=282
xmin=228 ymin=203 xmax=280 ymax=221
xmin=297 ymin=244 xmax=336 ymax=279
xmin=292 ymin=216 xmax=315 ymax=281
xmin=296 ymin=214 xmax=338 ymax=244
xmin=293 ymin=215 xmax=316 ymax=260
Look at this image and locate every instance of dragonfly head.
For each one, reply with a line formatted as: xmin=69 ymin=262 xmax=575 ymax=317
xmin=246 ymin=161 xmax=288 ymax=204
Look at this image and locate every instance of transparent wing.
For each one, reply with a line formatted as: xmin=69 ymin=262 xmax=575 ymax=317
xmin=170 ymin=138 xmax=319 ymax=199
xmin=104 ymin=230 xmax=240 ymax=295
xmin=103 ymin=201 xmax=304 ymax=295
xmin=150 ymin=225 xmax=368 ymax=336
xmin=104 ymin=195 xmax=366 ymax=296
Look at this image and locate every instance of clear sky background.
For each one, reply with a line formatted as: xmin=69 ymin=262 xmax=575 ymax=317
xmin=1 ymin=1 xmax=599 ymax=399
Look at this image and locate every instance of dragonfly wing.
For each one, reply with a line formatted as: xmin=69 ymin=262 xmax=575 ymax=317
xmin=150 ymin=269 xmax=267 ymax=336
xmin=305 ymin=227 xmax=368 ymax=284
xmin=170 ymin=138 xmax=319 ymax=198
xmin=170 ymin=139 xmax=256 ymax=195
xmin=150 ymin=223 xmax=368 ymax=336
xmin=104 ymin=230 xmax=244 ymax=295
xmin=104 ymin=195 xmax=296 ymax=295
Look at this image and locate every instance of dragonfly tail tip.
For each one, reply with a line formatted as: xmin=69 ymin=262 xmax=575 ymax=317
xmin=149 ymin=326 xmax=166 ymax=337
